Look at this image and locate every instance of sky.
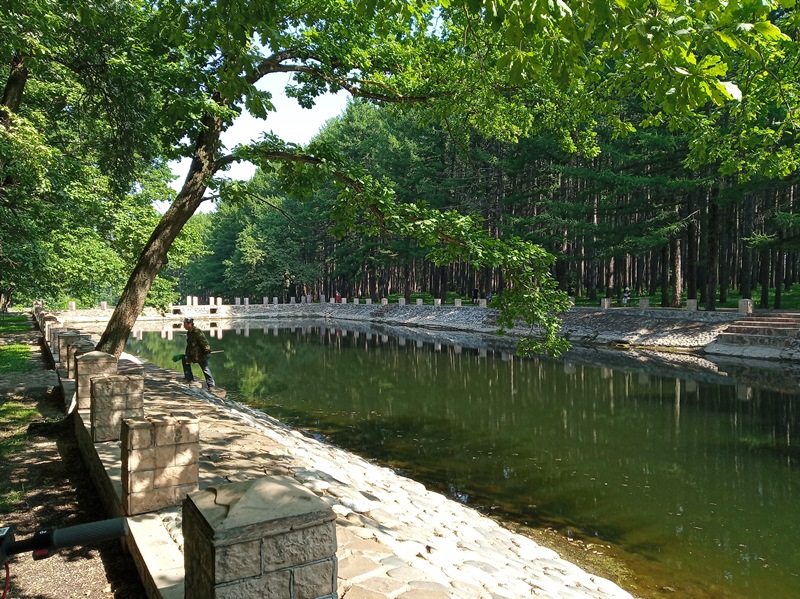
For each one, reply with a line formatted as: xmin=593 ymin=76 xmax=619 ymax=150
xmin=163 ymin=74 xmax=348 ymax=213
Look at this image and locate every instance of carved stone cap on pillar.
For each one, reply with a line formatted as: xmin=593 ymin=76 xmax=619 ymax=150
xmin=186 ymin=476 xmax=335 ymax=544
xmin=76 ymin=350 xmax=117 ymax=371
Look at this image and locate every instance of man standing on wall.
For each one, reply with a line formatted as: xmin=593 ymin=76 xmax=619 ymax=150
xmin=182 ymin=317 xmax=215 ymax=391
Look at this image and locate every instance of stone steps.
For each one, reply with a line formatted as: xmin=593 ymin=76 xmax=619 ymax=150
xmin=710 ymin=312 xmax=800 ymax=354
xmin=725 ymin=324 xmax=800 ymax=336
xmin=714 ymin=332 xmax=796 ymax=348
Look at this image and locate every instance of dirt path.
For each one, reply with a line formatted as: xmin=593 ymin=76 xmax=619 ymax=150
xmin=0 ymin=318 xmax=146 ymax=599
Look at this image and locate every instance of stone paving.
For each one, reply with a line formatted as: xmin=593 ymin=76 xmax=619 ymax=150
xmin=125 ymin=359 xmax=633 ymax=599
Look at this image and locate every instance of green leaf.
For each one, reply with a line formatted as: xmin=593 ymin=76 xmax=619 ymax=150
xmin=753 ymin=21 xmax=791 ymax=42
xmin=714 ymin=30 xmax=739 ymax=50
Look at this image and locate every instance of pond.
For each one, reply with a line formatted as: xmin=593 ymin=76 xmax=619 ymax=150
xmin=125 ymin=320 xmax=800 ymax=599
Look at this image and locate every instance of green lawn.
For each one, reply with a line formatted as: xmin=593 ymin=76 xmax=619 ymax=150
xmin=0 ymin=313 xmax=31 ymax=333
xmin=0 ymin=314 xmax=35 ymax=373
xmin=0 ymin=344 xmax=35 ymax=373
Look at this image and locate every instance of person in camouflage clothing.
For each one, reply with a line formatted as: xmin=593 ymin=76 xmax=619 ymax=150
xmin=182 ymin=317 xmax=216 ymax=390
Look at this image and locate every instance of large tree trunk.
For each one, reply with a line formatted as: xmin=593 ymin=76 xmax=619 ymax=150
xmin=436 ymin=264 xmax=448 ymax=301
xmin=1 ymin=51 xmax=28 ymax=186
xmin=660 ymin=245 xmax=670 ymax=307
xmin=739 ymin=194 xmax=754 ymax=299
xmin=774 ymin=246 xmax=783 ymax=309
xmin=705 ymin=190 xmax=719 ymax=311
xmin=670 ymin=234 xmax=682 ymax=308
xmin=403 ymin=263 xmax=412 ymax=303
xmin=96 ymin=114 xmax=223 ymax=357
xmin=1 ymin=51 xmax=27 ymax=121
xmin=759 ymin=250 xmax=770 ymax=308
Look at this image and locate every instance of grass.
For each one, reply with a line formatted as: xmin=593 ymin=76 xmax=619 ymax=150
xmin=0 ymin=344 xmax=35 ymax=373
xmin=0 ymin=314 xmax=35 ymax=373
xmin=0 ymin=489 xmax=25 ymax=514
xmin=0 ymin=313 xmax=31 ymax=333
xmin=0 ymin=401 xmax=41 ymax=513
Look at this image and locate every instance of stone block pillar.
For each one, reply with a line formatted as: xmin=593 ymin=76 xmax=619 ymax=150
xmin=435 ymin=298 xmax=443 ymax=307
xmin=381 ymin=298 xmax=388 ymax=306
xmin=398 ymin=297 xmax=406 ymax=306
xmin=244 ymin=297 xmax=249 ymax=306
xmin=600 ymin=298 xmax=612 ymax=310
xmin=365 ymin=298 xmax=372 ymax=305
xmin=42 ymin=318 xmax=59 ymax=345
xmin=416 ymin=298 xmax=423 ymax=306
xmin=686 ymin=299 xmax=698 ymax=311
xmin=738 ymin=299 xmax=754 ymax=314
xmin=352 ymin=298 xmax=359 ymax=305
xmin=183 ymin=476 xmax=337 ymax=599
xmin=90 ymin=373 xmax=144 ymax=442
xmin=67 ymin=339 xmax=96 ymax=379
xmin=75 ymin=351 xmax=117 ymax=410
xmin=56 ymin=330 xmax=85 ymax=364
xmin=121 ymin=413 xmax=199 ymax=515
xmin=478 ymin=299 xmax=486 ymax=308
xmin=47 ymin=325 xmax=62 ymax=350
xmin=273 ymin=297 xmax=279 ymax=305
xmin=639 ymin=298 xmax=650 ymax=309
xmin=455 ymin=298 xmax=462 ymax=307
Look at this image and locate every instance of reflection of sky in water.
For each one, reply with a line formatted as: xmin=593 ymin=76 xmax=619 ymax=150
xmin=126 ymin=322 xmax=800 ymax=599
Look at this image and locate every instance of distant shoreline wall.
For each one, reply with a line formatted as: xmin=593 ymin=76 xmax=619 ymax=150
xmin=45 ymin=302 xmax=740 ymax=351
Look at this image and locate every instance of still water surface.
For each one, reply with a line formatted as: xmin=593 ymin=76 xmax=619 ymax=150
xmin=126 ymin=321 xmax=800 ymax=598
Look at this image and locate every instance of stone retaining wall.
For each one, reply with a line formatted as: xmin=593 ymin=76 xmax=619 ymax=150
xmin=43 ymin=302 xmax=743 ymax=353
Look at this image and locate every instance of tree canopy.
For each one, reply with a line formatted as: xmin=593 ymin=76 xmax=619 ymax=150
xmin=2 ymin=0 xmax=797 ymax=355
